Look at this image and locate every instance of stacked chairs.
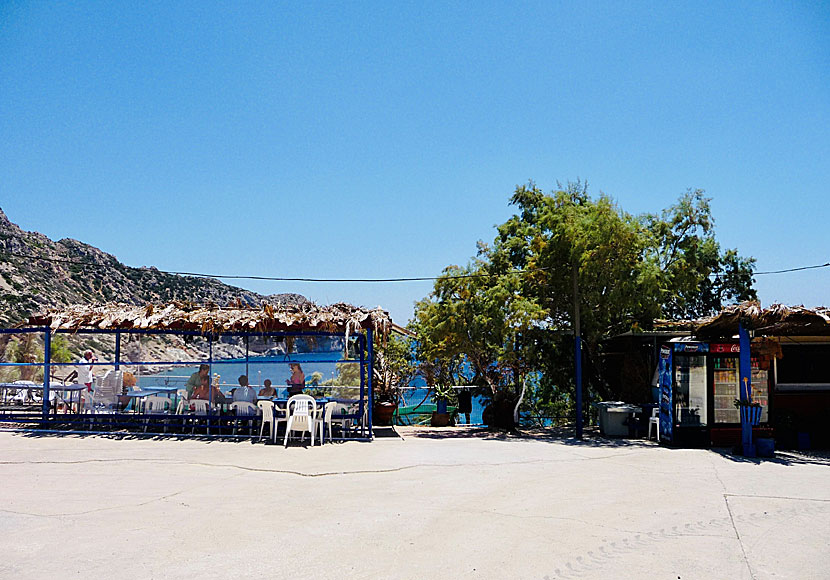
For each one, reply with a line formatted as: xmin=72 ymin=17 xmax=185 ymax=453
xmin=284 ymin=395 xmax=316 ymax=447
xmin=91 ymin=370 xmax=122 ymax=412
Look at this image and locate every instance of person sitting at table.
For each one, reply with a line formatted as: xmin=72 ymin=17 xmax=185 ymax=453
xmin=192 ymin=375 xmax=225 ymax=404
xmin=186 ymin=364 xmax=210 ymax=398
xmin=286 ymin=363 xmax=305 ymax=396
xmin=232 ymin=374 xmax=256 ymax=404
xmin=258 ymin=379 xmax=277 ymax=398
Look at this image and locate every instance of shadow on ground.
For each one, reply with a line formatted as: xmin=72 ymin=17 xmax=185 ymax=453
xmin=401 ymin=425 xmax=658 ymax=449
xmin=710 ymin=446 xmax=830 ymax=467
xmin=0 ymin=428 xmax=373 ymax=446
xmin=6 ymin=424 xmax=827 ymax=465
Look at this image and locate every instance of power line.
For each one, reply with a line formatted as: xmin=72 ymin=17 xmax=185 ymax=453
xmin=755 ymin=262 xmax=830 ymax=275
xmin=1 ymin=250 xmax=545 ymax=283
xmin=4 ymin=249 xmax=828 ymax=283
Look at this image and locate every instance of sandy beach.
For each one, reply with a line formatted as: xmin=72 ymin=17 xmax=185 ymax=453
xmin=0 ymin=427 xmax=827 ymax=579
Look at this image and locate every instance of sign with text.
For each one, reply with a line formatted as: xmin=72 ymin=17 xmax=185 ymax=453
xmin=710 ymin=343 xmax=740 ymax=353
xmin=672 ymin=342 xmax=709 ymax=353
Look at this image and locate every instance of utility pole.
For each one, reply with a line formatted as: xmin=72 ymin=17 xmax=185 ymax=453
xmin=573 ymin=261 xmax=583 ymax=439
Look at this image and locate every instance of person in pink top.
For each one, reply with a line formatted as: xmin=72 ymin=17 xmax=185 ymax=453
xmin=286 ymin=363 xmax=305 ymax=396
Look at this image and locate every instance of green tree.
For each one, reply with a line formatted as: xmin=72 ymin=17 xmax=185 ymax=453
xmin=2 ymin=333 xmax=43 ymax=381
xmin=372 ymin=334 xmax=418 ymax=404
xmin=413 ymin=181 xmax=756 ymax=424
xmin=50 ymin=335 xmax=73 ymax=364
xmin=642 ymin=189 xmax=757 ymax=319
xmin=412 ymin=256 xmax=545 ymax=426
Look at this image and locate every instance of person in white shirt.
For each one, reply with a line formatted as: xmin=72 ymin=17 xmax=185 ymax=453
xmin=232 ymin=375 xmax=256 ymax=404
xmin=78 ymin=350 xmax=96 ymax=392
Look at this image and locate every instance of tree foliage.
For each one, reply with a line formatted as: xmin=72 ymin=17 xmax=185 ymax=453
xmin=412 ymin=181 xmax=756 ymax=424
xmin=642 ymin=189 xmax=757 ymax=319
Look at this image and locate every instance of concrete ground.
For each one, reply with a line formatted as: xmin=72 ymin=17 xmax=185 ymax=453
xmin=0 ymin=427 xmax=827 ymax=580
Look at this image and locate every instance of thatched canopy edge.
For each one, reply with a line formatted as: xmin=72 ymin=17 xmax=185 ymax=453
xmin=17 ymin=301 xmax=395 ymax=339
xmin=694 ymin=301 xmax=830 ymax=338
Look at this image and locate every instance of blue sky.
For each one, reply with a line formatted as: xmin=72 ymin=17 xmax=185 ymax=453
xmin=1 ymin=1 xmax=828 ymax=324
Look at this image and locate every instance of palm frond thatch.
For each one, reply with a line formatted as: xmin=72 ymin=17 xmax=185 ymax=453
xmin=694 ymin=301 xmax=830 ymax=337
xmin=20 ymin=300 xmax=394 ymax=340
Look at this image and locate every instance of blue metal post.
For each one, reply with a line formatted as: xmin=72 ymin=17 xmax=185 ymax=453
xmin=366 ymin=328 xmax=373 ymax=439
xmin=739 ymin=324 xmax=754 ymax=457
xmin=208 ymin=335 xmax=213 ymax=407
xmin=573 ymin=261 xmax=583 ymax=439
xmin=114 ymin=331 xmax=121 ymax=371
xmin=575 ymin=335 xmax=583 ymax=439
xmin=42 ymin=329 xmax=51 ymax=422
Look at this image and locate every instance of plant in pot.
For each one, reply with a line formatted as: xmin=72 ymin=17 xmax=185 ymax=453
xmin=733 ymin=398 xmax=763 ymax=426
xmin=431 ymin=384 xmax=456 ymax=426
xmin=372 ymin=335 xmax=416 ymax=426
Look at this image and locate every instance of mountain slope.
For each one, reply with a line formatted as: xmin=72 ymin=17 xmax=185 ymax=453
xmin=0 ymin=207 xmax=305 ymax=326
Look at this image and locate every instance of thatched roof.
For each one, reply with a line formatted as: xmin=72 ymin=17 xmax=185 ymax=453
xmin=694 ymin=302 xmax=830 ymax=337
xmin=21 ymin=301 xmax=399 ymax=339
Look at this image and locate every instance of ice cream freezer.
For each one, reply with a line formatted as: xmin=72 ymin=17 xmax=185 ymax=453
xmin=658 ymin=341 xmax=771 ymax=447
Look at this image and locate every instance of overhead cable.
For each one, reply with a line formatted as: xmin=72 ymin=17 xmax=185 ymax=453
xmin=1 ymin=250 xmax=545 ymax=282
xmin=4 ymin=250 xmax=828 ymax=283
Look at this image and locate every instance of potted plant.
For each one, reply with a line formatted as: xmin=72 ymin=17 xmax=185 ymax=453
xmin=734 ymin=398 xmax=763 ymax=426
xmin=431 ymin=384 xmax=456 ymax=426
xmin=372 ymin=336 xmax=416 ymax=426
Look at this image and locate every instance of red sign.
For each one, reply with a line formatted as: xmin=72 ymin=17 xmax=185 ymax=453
xmin=710 ymin=343 xmax=740 ymax=353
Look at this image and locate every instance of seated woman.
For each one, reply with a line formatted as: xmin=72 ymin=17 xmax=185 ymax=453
xmin=258 ymin=379 xmax=277 ymax=398
xmin=286 ymin=363 xmax=305 ymax=396
xmin=191 ymin=375 xmax=226 ymax=404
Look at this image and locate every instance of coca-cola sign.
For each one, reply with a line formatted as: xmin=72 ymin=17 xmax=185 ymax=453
xmin=710 ymin=343 xmax=740 ymax=353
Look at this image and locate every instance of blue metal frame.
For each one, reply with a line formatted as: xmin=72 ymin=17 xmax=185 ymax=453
xmin=0 ymin=326 xmax=374 ymax=440
xmin=574 ymin=335 xmax=582 ymax=439
xmin=367 ymin=327 xmax=374 ymax=438
xmin=738 ymin=323 xmax=754 ymax=457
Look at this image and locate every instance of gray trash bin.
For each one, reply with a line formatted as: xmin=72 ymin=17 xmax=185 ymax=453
xmin=595 ymin=401 xmax=624 ymax=435
xmin=596 ymin=402 xmax=640 ymax=437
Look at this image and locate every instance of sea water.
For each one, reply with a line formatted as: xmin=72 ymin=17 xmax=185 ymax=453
xmin=140 ymin=352 xmax=346 ymax=398
xmin=141 ymin=353 xmax=485 ymax=424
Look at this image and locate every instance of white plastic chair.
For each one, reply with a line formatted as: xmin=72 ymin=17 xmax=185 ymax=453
xmin=648 ymin=407 xmax=660 ymax=442
xmin=190 ymin=399 xmax=212 ymax=414
xmin=188 ymin=399 xmax=213 ymax=434
xmin=230 ymin=401 xmax=257 ymax=436
xmin=330 ymin=403 xmax=353 ymax=438
xmin=284 ymin=395 xmax=316 ymax=447
xmin=257 ymin=400 xmax=276 ymax=443
xmin=343 ymin=402 xmax=368 ymax=438
xmin=10 ymin=381 xmax=39 ymax=405
xmin=143 ymin=395 xmax=173 ymax=433
xmin=143 ymin=395 xmax=173 ymax=414
xmin=175 ymin=389 xmax=188 ymax=414
xmin=317 ymin=402 xmax=337 ymax=444
xmin=274 ymin=401 xmax=290 ymax=432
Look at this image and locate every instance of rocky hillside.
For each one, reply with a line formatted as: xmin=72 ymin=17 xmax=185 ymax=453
xmin=0 ymin=207 xmax=307 ymax=326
